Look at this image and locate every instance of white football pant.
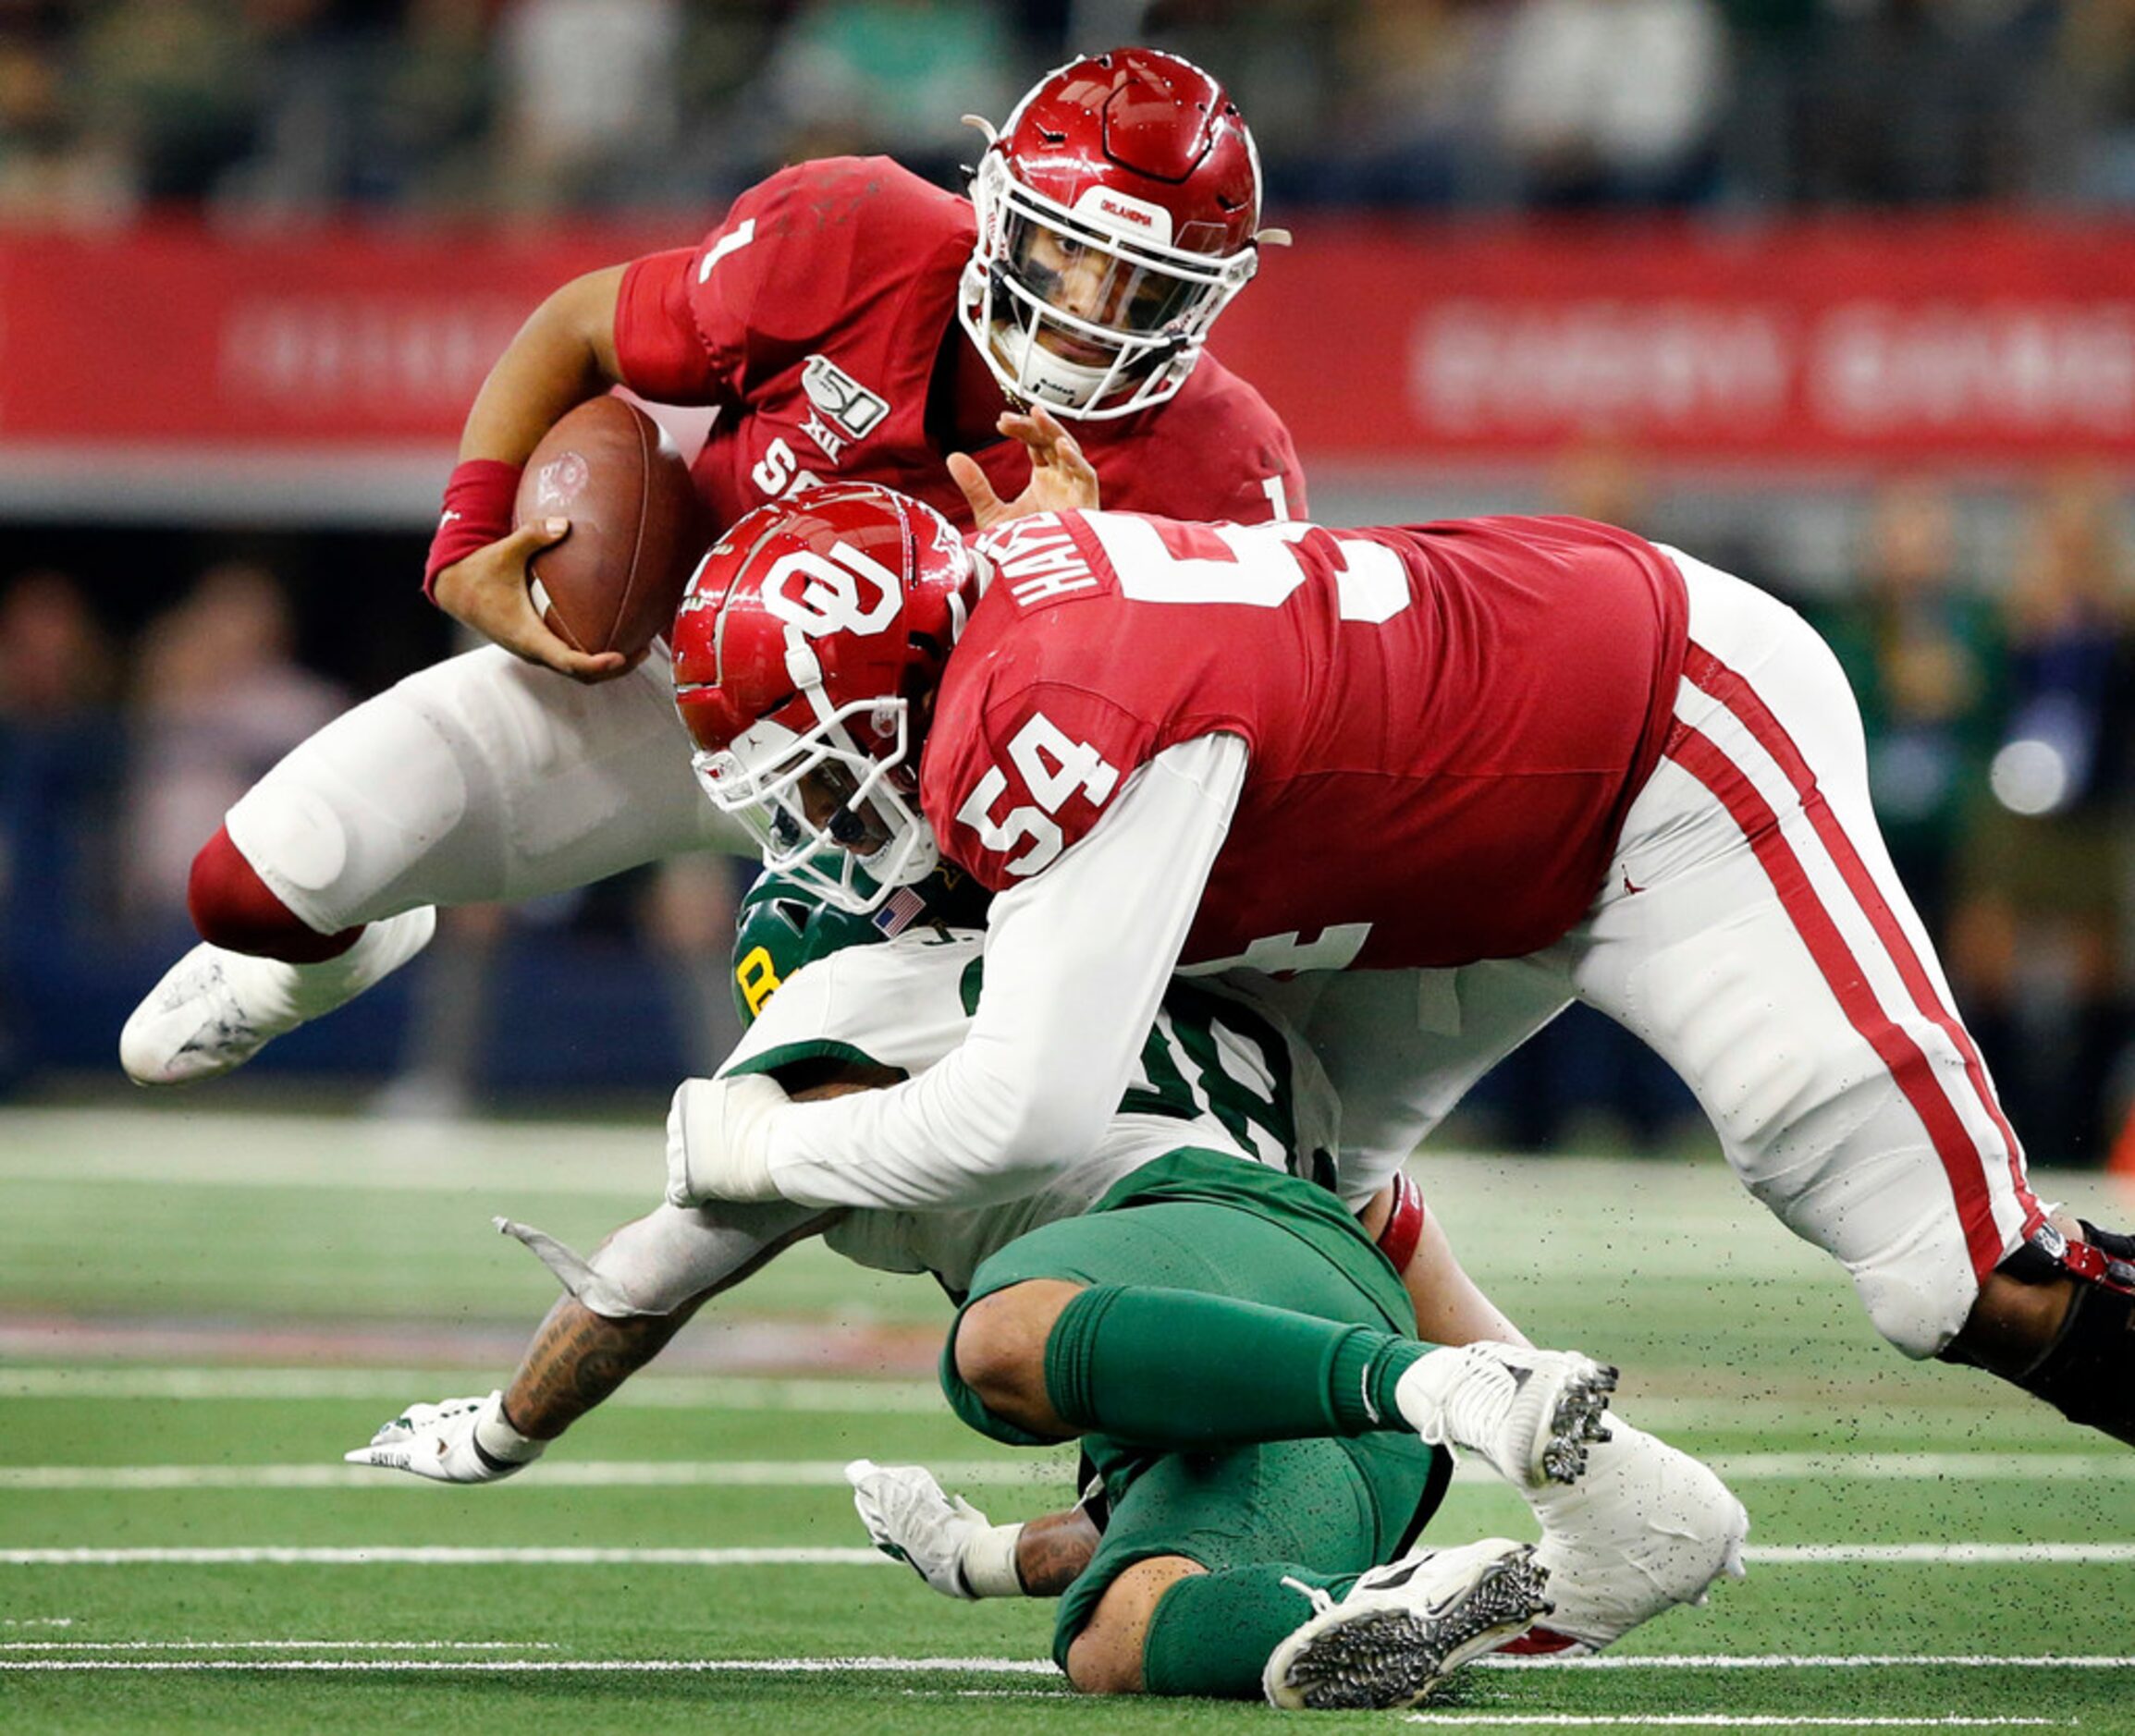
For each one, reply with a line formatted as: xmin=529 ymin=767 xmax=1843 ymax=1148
xmin=222 ymin=643 xmax=751 ymax=935
xmin=1270 ymin=549 xmax=2043 ymax=1360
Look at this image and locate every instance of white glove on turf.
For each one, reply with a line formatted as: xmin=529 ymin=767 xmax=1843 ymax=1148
xmin=845 ymin=1458 xmax=1025 ymax=1598
xmin=666 ymin=1072 xmax=786 ymax=1205
xmin=343 ymin=1390 xmax=545 ymax=1485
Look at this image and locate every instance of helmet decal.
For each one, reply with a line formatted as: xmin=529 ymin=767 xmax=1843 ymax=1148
xmin=762 ymin=542 xmax=902 ymax=638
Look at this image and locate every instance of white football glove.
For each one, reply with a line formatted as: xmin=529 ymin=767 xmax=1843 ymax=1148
xmin=845 ymin=1459 xmax=1025 ymax=1599
xmin=343 ymin=1390 xmax=545 ymax=1485
xmin=666 ymin=1073 xmax=786 ymax=1206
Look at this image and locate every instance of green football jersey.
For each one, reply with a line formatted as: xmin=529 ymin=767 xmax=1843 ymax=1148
xmin=717 ymin=926 xmax=1340 ymax=1295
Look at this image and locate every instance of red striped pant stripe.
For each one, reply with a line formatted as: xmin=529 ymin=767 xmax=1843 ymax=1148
xmin=1664 ymin=687 xmax=2029 ymax=1282
xmin=1680 ymin=645 xmax=2040 ymax=1241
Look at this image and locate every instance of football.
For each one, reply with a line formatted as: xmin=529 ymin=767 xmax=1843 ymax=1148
xmin=513 ymin=395 xmax=701 ymax=659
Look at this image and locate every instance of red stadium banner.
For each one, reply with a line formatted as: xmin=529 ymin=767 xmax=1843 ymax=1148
xmin=0 ymin=220 xmax=667 ymax=443
xmin=4 ymin=215 xmax=2134 ymax=480
xmin=1214 ymin=215 xmax=2135 ymax=471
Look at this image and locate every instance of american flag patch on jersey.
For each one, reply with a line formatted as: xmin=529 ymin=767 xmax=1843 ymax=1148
xmin=872 ymin=886 xmax=930 ymax=938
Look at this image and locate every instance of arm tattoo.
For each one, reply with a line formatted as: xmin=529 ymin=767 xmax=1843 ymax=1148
xmin=505 ymin=1297 xmax=691 ymax=1437
xmin=1014 ymin=1507 xmax=1101 ymax=1597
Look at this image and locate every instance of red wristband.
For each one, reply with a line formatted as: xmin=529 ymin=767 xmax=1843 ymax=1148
xmin=423 ymin=458 xmax=523 ymax=602
xmin=1376 ymin=1170 xmax=1427 ymax=1275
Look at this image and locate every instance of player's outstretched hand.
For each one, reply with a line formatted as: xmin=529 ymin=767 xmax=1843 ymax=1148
xmin=343 ymin=1390 xmax=546 ymax=1485
xmin=666 ymin=1073 xmax=786 ymax=1205
xmin=845 ymin=1459 xmax=994 ymax=1599
xmin=949 ymin=405 xmax=1099 ymax=530
xmin=431 ymin=522 xmax=634 ymax=684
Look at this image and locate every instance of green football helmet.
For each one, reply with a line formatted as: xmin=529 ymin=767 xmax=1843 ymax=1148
xmin=730 ymin=857 xmax=989 ymax=1027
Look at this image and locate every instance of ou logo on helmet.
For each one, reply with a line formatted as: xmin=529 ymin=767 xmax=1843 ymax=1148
xmin=762 ymin=543 xmax=902 ymax=638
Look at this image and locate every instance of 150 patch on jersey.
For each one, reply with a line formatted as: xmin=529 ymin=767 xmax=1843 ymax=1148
xmin=955 ymin=712 xmax=1121 ymax=878
xmin=802 ymin=355 xmax=890 ymax=441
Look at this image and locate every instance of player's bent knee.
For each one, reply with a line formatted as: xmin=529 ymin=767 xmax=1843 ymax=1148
xmin=951 ymin=1280 xmax=1084 ymax=1421
xmin=187 ymin=825 xmax=360 ymax=962
xmin=1064 ymin=1556 xmax=1204 ymax=1695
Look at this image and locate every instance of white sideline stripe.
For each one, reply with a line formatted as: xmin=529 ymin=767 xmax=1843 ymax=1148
xmin=2 ymin=1547 xmax=889 ymax=1566
xmin=0 ymin=1655 xmax=2125 ymax=1686
xmin=10 ymin=1545 xmax=2135 ymax=1570
xmin=1482 ymin=1656 xmax=2135 ymax=1669
xmin=1705 ymin=1452 xmax=2135 ymax=1481
xmin=2 ymin=1456 xmax=2124 ymax=1493
xmin=1747 ymin=1544 xmax=2135 ymax=1564
xmin=0 ymin=1656 xmax=1056 ymax=1674
xmin=1 ymin=1640 xmax=554 ymax=1652
xmin=1406 ymin=1719 xmax=2071 ymax=1730
xmin=5 ymin=1372 xmax=2123 ymax=1467
xmin=0 ymin=1461 xmax=1053 ymax=1491
xmin=0 ymin=1367 xmax=948 ymax=1412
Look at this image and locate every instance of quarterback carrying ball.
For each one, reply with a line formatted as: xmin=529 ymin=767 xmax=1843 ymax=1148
xmin=120 ymin=49 xmax=1304 ymax=1088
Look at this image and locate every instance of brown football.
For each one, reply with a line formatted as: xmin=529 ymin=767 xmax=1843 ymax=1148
xmin=513 ymin=396 xmax=700 ymax=659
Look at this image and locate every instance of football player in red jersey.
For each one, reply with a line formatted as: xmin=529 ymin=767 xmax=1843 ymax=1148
xmin=120 ymin=48 xmax=1304 ymax=1088
xmin=665 ymin=483 xmax=2135 ymax=1457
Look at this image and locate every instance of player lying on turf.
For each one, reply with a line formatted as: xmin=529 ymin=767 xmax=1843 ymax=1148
xmin=659 ymin=483 xmax=2135 ymax=1452
xmin=120 ymin=47 xmax=1307 ymax=1091
xmin=349 ymin=865 xmax=1746 ymax=1709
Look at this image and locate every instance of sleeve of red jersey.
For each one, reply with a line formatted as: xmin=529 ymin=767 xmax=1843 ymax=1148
xmin=611 ymin=174 xmax=804 ymax=405
xmin=755 ymin=735 xmax=1251 ymax=1212
xmin=927 ymin=681 xmax=1162 ymax=894
xmin=613 ymin=241 xmax=744 ymax=406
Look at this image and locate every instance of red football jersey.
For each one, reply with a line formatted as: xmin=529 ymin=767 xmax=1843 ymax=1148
xmin=610 ymin=157 xmax=1305 ymax=536
xmin=924 ymin=511 xmax=1690 ymax=971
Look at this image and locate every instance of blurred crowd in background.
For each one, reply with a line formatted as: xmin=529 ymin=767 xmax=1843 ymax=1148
xmin=1 ymin=0 xmax=2132 ymax=223
xmin=3 ymin=0 xmax=2134 ymax=1168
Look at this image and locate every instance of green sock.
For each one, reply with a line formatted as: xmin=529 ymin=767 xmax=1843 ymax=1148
xmin=1140 ymin=1564 xmax=1360 ymax=1699
xmin=1043 ymin=1284 xmax=1431 ymax=1446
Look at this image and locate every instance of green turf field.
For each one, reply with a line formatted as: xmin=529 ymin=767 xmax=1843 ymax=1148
xmin=4 ymin=1104 xmax=2132 ymax=1732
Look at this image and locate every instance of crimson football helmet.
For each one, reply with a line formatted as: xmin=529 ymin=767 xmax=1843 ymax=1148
xmin=672 ymin=483 xmax=975 ymax=912
xmin=960 ymin=48 xmax=1279 ymax=422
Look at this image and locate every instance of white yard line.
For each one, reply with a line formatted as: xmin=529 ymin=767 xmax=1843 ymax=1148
xmin=6 ymin=1544 xmax=2135 ymax=1568
xmin=1 ymin=1639 xmax=555 ymax=1651
xmin=1405 ymin=1718 xmax=2074 ymax=1730
xmin=0 ymin=1547 xmax=888 ymax=1566
xmin=0 ymin=1654 xmax=2125 ymax=1687
xmin=0 ymin=1367 xmax=948 ymax=1411
xmin=0 ymin=1461 xmax=1057 ymax=1491
xmin=0 ymin=1655 xmax=1058 ymax=1673
xmin=1484 ymin=1656 xmax=2135 ymax=1669
xmin=0 ymin=1455 xmax=2123 ymax=1491
xmin=6 ymin=1373 xmax=2127 ymax=1474
xmin=1745 ymin=1544 xmax=2135 ymax=1564
xmin=1705 ymin=1452 xmax=2135 ymax=1481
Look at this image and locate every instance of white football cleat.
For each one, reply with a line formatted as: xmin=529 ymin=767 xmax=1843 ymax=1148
xmin=1394 ymin=1340 xmax=1617 ymax=1487
xmin=119 ymin=908 xmax=436 ymax=1086
xmin=1517 ymin=1417 xmax=1748 ymax=1653
xmin=1262 ymin=1538 xmax=1551 ymax=1711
